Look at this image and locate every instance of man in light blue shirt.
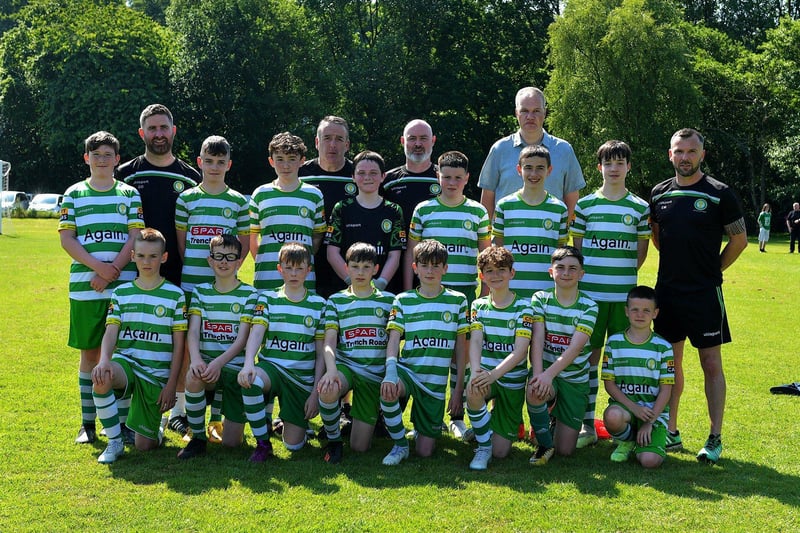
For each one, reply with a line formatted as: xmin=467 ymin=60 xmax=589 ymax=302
xmin=478 ymin=87 xmax=585 ymax=221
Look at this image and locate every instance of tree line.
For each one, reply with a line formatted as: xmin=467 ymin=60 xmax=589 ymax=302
xmin=1 ymin=0 xmax=798 ymax=228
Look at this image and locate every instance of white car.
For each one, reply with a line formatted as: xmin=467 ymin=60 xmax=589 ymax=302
xmin=1 ymin=190 xmax=29 ymax=215
xmin=28 ymin=193 xmax=63 ymax=214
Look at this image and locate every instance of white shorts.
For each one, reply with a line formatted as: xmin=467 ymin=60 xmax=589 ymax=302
xmin=759 ymin=228 xmax=770 ymax=242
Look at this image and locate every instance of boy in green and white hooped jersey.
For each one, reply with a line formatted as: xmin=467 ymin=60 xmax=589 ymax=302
xmin=177 ymin=234 xmax=259 ymax=460
xmin=249 ymin=132 xmax=326 ymax=292
xmin=59 ymin=131 xmax=144 ymax=446
xmin=602 ymin=285 xmax=674 ymax=468
xmin=492 ymin=144 xmax=569 ymax=302
xmin=526 ymin=245 xmax=598 ymax=465
xmin=405 ymin=151 xmax=489 ymax=440
xmin=91 ymin=229 xmax=188 ymax=464
xmin=317 ymin=242 xmax=396 ymax=464
xmin=238 ymin=243 xmax=326 ymax=461
xmin=466 ymin=247 xmax=533 ymax=471
xmin=380 ymin=239 xmax=469 ymax=466
xmin=175 ymin=135 xmax=250 ymax=295
xmin=570 ymin=140 xmax=650 ymax=449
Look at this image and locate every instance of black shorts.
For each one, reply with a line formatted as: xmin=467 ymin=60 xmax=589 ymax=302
xmin=654 ymin=285 xmax=731 ymax=349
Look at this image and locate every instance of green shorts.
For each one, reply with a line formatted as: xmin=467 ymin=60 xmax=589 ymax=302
xmin=398 ymin=366 xmax=445 ymax=439
xmin=551 ymin=377 xmax=589 ymax=431
xmin=112 ymin=357 xmax=162 ymax=441
xmin=68 ymin=299 xmax=109 ymax=350
xmin=608 ymin=401 xmax=667 ymax=457
xmin=487 ymin=382 xmax=525 ymax=442
xmin=217 ymin=366 xmax=246 ymax=424
xmin=258 ymin=360 xmax=311 ymax=429
xmin=337 ymin=363 xmax=380 ymax=426
xmin=589 ymin=301 xmax=628 ymax=351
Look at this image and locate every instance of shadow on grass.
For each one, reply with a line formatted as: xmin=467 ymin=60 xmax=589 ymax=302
xmin=101 ymin=433 xmax=800 ymax=507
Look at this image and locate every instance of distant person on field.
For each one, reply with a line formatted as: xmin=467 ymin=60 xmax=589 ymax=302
xmin=757 ymin=203 xmax=771 ymax=253
xmin=570 ymin=140 xmax=650 ymax=449
xmin=786 ymin=202 xmax=800 ymax=253
xmin=602 ymin=286 xmax=674 ymax=468
xmin=649 ymin=128 xmax=747 ymax=465
xmin=59 ymin=131 xmax=144 ymax=446
xmin=91 ymin=228 xmax=187 ymax=464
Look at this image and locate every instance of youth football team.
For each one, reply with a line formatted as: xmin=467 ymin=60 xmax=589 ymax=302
xmin=61 ymin=107 xmax=679 ymax=471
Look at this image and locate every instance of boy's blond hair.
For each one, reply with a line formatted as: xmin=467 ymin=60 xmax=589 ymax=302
xmin=477 ymin=246 xmax=514 ymax=272
xmin=278 ymin=242 xmax=310 ymax=265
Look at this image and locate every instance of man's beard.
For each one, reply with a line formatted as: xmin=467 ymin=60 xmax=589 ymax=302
xmin=146 ymin=136 xmax=173 ymax=155
xmin=406 ymin=148 xmax=431 ymax=164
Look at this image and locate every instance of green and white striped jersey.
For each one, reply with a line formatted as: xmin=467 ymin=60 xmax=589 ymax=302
xmin=249 ymin=182 xmax=326 ymax=291
xmin=601 ymin=330 xmax=674 ymax=427
xmin=492 ymin=191 xmax=569 ymax=300
xmin=325 ymin=287 xmax=395 ymax=382
xmin=531 ymin=288 xmax=598 ymax=384
xmin=387 ymin=288 xmax=469 ymax=401
xmin=107 ymin=279 xmax=188 ymax=386
xmin=175 ymin=185 xmax=250 ymax=293
xmin=188 ymin=281 xmax=259 ymax=371
xmin=252 ymin=288 xmax=325 ymax=392
xmin=570 ymin=190 xmax=650 ymax=302
xmin=470 ymin=294 xmax=533 ymax=389
xmin=58 ymin=179 xmax=144 ymax=301
xmin=408 ymin=197 xmax=490 ymax=289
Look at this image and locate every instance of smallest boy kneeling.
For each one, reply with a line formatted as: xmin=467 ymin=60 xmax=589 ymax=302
xmin=466 ymin=247 xmax=533 ymax=470
xmin=92 ymin=228 xmax=188 ymax=464
xmin=380 ymin=239 xmax=469 ymax=465
xmin=238 ymin=242 xmax=326 ymax=461
xmin=526 ymin=245 xmax=598 ymax=465
xmin=601 ymin=286 xmax=674 ymax=468
xmin=177 ymin=234 xmax=260 ymax=459
xmin=317 ymin=242 xmax=396 ymax=464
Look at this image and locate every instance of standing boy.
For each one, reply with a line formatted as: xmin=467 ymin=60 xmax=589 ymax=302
xmin=757 ymin=203 xmax=771 ymax=253
xmin=59 ymin=131 xmax=144 ymax=444
xmin=317 ymin=243 xmax=396 ymax=463
xmin=380 ymin=240 xmax=469 ymax=465
xmin=238 ymin=243 xmax=326 ymax=460
xmin=526 ymin=246 xmax=598 ymax=464
xmin=602 ymin=286 xmax=674 ymax=468
xmin=91 ymin=229 xmax=188 ymax=463
xmin=177 ymin=235 xmax=259 ymax=459
xmin=571 ymin=140 xmax=650 ymax=448
xmin=492 ymin=145 xmax=569 ymax=302
xmin=250 ymin=132 xmax=326 ymax=291
xmin=466 ymin=247 xmax=533 ymax=470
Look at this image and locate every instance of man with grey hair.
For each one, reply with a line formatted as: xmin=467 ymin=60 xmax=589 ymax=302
xmin=478 ymin=87 xmax=584 ymax=221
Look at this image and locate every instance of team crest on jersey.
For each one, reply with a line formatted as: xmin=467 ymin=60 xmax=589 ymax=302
xmin=463 ymin=220 xmax=473 ymax=231
xmin=442 ymin=311 xmax=453 ymax=323
xmin=543 ymin=219 xmax=554 ymax=231
xmin=117 ymin=204 xmax=127 ymax=216
xmin=622 ymin=214 xmax=635 ymax=226
xmin=694 ymin=198 xmax=708 ymax=211
xmin=173 ymin=181 xmax=185 ymax=193
xmin=381 ymin=219 xmax=392 ymax=233
xmin=430 ymin=184 xmax=441 ymax=195
xmin=646 ymin=358 xmax=657 ymax=371
xmin=572 ymin=316 xmax=580 ymax=327
xmin=231 ymin=302 xmax=242 ymax=314
xmin=345 ymin=183 xmax=357 ymax=195
xmin=304 ymin=315 xmax=314 ymax=328
xmin=154 ymin=305 xmax=167 ymax=318
xmin=299 ymin=206 xmax=310 ymax=218
xmin=223 ymin=207 xmax=233 ymax=219
xmin=375 ymin=307 xmax=385 ymax=318
xmin=507 ymin=318 xmax=516 ymax=329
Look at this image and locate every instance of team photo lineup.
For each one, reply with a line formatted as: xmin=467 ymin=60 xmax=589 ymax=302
xmin=61 ymin=91 xmax=747 ymax=471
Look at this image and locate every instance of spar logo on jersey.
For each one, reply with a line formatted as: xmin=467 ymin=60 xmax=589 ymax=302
xmin=191 ymin=226 xmax=224 ymax=236
xmin=546 ymin=332 xmax=570 ymax=347
xmin=204 ymin=321 xmax=234 ymax=334
xmin=230 ymin=302 xmax=242 ymax=314
xmin=173 ymin=181 xmax=186 ymax=193
xmin=223 ymin=207 xmax=233 ymax=219
xmin=117 ymin=204 xmax=128 ymax=216
xmin=463 ymin=220 xmax=474 ymax=231
xmin=694 ymin=198 xmax=708 ymax=212
xmin=345 ymin=183 xmax=357 ymax=195
xmin=344 ymin=327 xmax=378 ymax=340
xmin=442 ymin=311 xmax=453 ymax=323
xmin=622 ymin=214 xmax=635 ymax=226
xmin=154 ymin=305 xmax=167 ymax=318
xmin=543 ymin=218 xmax=554 ymax=231
xmin=304 ymin=315 xmax=315 ymax=328
xmin=299 ymin=206 xmax=310 ymax=218
xmin=381 ymin=219 xmax=392 ymax=233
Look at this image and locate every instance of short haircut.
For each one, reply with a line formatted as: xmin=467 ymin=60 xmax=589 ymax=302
xmin=139 ymin=104 xmax=173 ymax=128
xmin=85 ymin=131 xmax=120 ymax=154
xmin=345 ymin=242 xmax=378 ymax=264
xmin=353 ymin=150 xmax=385 ymax=174
xmin=597 ymin=140 xmax=631 ymax=164
xmin=477 ymin=246 xmax=514 ymax=272
xmin=403 ymin=119 xmax=433 ymax=138
xmin=209 ymin=233 xmax=241 ymax=256
xmin=413 ymin=239 xmax=448 ymax=265
xmin=627 ymin=285 xmax=658 ymax=307
xmin=278 ymin=242 xmax=310 ymax=265
xmin=515 ymin=86 xmax=547 ymax=110
xmin=269 ymin=132 xmax=307 ymax=157
xmin=317 ymin=116 xmax=350 ymax=139
xmin=551 ymin=245 xmax=584 ymax=266
xmin=135 ymin=227 xmax=166 ymax=253
xmin=671 ymin=128 xmax=704 ymax=146
xmin=201 ymin=135 xmax=231 ymax=157
xmin=519 ymin=144 xmax=551 ymax=167
xmin=437 ymin=150 xmax=469 ymax=171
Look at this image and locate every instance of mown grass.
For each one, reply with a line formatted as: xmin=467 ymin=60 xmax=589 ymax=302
xmin=1 ymin=219 xmax=798 ymax=532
